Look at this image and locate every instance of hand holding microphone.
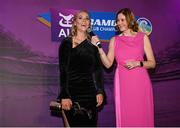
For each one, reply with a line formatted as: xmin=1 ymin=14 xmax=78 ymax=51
xmin=89 ymin=31 xmax=102 ymax=48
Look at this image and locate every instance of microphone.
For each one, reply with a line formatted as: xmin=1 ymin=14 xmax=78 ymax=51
xmin=88 ymin=29 xmax=102 ymax=48
xmin=88 ymin=28 xmax=96 ymax=37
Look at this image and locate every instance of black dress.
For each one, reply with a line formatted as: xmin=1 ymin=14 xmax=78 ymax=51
xmin=58 ymin=37 xmax=105 ymax=127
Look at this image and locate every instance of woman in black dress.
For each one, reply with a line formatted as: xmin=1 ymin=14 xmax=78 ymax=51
xmin=57 ymin=10 xmax=105 ymax=127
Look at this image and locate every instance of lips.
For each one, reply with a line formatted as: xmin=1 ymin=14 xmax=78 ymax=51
xmin=119 ymin=26 xmax=126 ymax=29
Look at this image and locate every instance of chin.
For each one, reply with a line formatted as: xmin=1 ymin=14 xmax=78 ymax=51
xmin=120 ymin=29 xmax=125 ymax=32
xmin=79 ymin=29 xmax=87 ymax=32
xmin=119 ymin=28 xmax=124 ymax=31
xmin=82 ymin=28 xmax=88 ymax=31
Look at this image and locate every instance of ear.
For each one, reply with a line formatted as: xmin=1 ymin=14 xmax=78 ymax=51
xmin=73 ymin=20 xmax=77 ymax=26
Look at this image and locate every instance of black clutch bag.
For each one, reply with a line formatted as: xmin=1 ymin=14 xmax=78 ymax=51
xmin=49 ymin=100 xmax=70 ymax=127
xmin=49 ymin=101 xmax=93 ymax=119
xmin=49 ymin=101 xmax=61 ymax=117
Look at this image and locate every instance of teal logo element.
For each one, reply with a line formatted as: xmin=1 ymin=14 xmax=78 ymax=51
xmin=137 ymin=17 xmax=152 ymax=35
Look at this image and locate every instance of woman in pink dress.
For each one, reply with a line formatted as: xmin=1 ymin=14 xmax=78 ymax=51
xmin=92 ymin=8 xmax=156 ymax=127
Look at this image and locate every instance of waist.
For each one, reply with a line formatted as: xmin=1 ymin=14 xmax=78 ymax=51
xmin=117 ymin=59 xmax=143 ymax=67
xmin=68 ymin=71 xmax=92 ymax=79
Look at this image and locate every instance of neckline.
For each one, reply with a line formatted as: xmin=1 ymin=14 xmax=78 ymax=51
xmin=72 ymin=38 xmax=87 ymax=49
xmin=119 ymin=32 xmax=139 ymax=38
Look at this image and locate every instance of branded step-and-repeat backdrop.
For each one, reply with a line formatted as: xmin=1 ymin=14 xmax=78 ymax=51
xmin=0 ymin=0 xmax=180 ymax=127
xmin=38 ymin=8 xmax=152 ymax=42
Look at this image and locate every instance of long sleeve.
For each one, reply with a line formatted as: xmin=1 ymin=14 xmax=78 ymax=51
xmin=93 ymin=48 xmax=105 ymax=96
xmin=57 ymin=38 xmax=71 ymax=100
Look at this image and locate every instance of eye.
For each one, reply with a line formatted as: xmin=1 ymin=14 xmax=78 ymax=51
xmin=86 ymin=17 xmax=90 ymax=20
xmin=78 ymin=16 xmax=82 ymax=19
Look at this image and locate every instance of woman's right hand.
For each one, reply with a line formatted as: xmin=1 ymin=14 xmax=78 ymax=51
xmin=61 ymin=99 xmax=72 ymax=110
xmin=91 ymin=36 xmax=100 ymax=46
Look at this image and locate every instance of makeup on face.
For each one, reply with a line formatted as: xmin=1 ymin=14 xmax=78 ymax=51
xmin=116 ymin=13 xmax=128 ymax=32
xmin=75 ymin=12 xmax=90 ymax=32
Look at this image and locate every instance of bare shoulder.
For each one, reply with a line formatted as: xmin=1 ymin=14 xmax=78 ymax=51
xmin=143 ymin=34 xmax=152 ymax=48
xmin=110 ymin=36 xmax=115 ymax=41
xmin=141 ymin=33 xmax=149 ymax=44
xmin=108 ymin=36 xmax=116 ymax=49
xmin=109 ymin=36 xmax=116 ymax=44
xmin=143 ymin=33 xmax=149 ymax=39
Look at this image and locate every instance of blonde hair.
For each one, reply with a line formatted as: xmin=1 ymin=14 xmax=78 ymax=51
xmin=115 ymin=8 xmax=139 ymax=32
xmin=69 ymin=10 xmax=91 ymax=40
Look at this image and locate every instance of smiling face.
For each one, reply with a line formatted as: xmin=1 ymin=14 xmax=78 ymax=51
xmin=115 ymin=8 xmax=139 ymax=33
xmin=74 ymin=11 xmax=90 ymax=33
xmin=116 ymin=13 xmax=129 ymax=32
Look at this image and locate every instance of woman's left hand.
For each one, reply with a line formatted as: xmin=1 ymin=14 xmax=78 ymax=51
xmin=125 ymin=61 xmax=140 ymax=70
xmin=96 ymin=94 xmax=103 ymax=107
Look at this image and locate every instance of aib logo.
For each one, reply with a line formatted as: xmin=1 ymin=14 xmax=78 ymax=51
xmin=58 ymin=13 xmax=73 ymax=27
xmin=57 ymin=12 xmax=74 ymax=38
xmin=137 ymin=17 xmax=152 ymax=35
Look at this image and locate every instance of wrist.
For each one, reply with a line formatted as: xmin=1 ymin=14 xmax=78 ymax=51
xmin=96 ymin=41 xmax=102 ymax=48
xmin=139 ymin=61 xmax=144 ymax=67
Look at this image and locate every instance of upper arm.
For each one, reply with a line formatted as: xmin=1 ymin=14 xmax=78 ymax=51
xmin=107 ymin=36 xmax=115 ymax=63
xmin=144 ymin=34 xmax=156 ymax=62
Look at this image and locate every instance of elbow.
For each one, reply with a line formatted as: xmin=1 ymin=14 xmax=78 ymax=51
xmin=105 ymin=65 xmax=111 ymax=68
xmin=104 ymin=63 xmax=112 ymax=69
xmin=102 ymin=59 xmax=113 ymax=68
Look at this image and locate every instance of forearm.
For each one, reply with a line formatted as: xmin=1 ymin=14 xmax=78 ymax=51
xmin=94 ymin=71 xmax=104 ymax=93
xmin=94 ymin=71 xmax=105 ymax=96
xmin=94 ymin=50 xmax=105 ymax=96
xmin=98 ymin=48 xmax=113 ymax=68
xmin=59 ymin=69 xmax=71 ymax=99
xmin=91 ymin=36 xmax=115 ymax=68
xmin=126 ymin=60 xmax=156 ymax=70
xmin=58 ymin=38 xmax=72 ymax=100
xmin=141 ymin=60 xmax=156 ymax=69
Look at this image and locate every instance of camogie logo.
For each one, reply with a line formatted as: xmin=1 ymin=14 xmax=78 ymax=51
xmin=137 ymin=17 xmax=152 ymax=35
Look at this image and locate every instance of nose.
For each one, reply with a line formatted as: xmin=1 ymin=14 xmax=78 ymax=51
xmin=82 ymin=18 xmax=87 ymax=22
xmin=118 ymin=20 xmax=122 ymax=24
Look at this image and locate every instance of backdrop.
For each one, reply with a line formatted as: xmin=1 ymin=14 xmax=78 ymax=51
xmin=0 ymin=0 xmax=180 ymax=127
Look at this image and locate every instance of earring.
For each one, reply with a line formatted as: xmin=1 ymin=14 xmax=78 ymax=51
xmin=131 ymin=21 xmax=134 ymax=26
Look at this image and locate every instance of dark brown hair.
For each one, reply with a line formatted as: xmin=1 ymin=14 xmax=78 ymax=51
xmin=115 ymin=8 xmax=139 ymax=32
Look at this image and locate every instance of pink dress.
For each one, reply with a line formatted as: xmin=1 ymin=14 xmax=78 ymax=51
xmin=114 ymin=32 xmax=154 ymax=127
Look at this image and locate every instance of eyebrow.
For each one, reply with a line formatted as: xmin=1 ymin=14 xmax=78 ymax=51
xmin=78 ymin=15 xmax=89 ymax=18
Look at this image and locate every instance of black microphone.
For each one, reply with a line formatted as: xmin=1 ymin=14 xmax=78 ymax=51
xmin=88 ymin=29 xmax=96 ymax=37
xmin=88 ymin=29 xmax=102 ymax=48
